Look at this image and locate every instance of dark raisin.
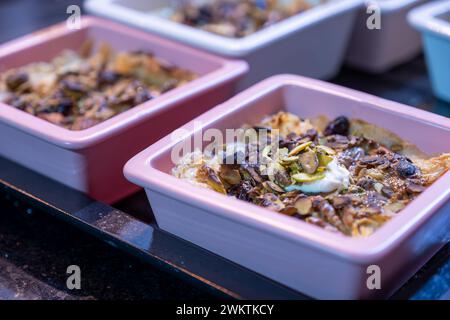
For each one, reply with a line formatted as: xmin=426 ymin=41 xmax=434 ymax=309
xmin=98 ymin=70 xmax=120 ymax=85
xmin=324 ymin=116 xmax=350 ymax=136
xmin=197 ymin=7 xmax=213 ymax=24
xmin=233 ymin=181 xmax=253 ymax=201
xmin=55 ymin=99 xmax=73 ymax=116
xmin=396 ymin=159 xmax=417 ymax=178
xmin=185 ymin=6 xmax=212 ymax=25
xmin=6 ymin=72 xmax=28 ymax=91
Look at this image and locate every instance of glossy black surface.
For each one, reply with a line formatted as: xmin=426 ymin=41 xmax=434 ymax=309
xmin=0 ymin=193 xmax=209 ymax=300
xmin=0 ymin=156 xmax=309 ymax=299
xmin=1 ymin=154 xmax=449 ymax=300
xmin=0 ymin=0 xmax=449 ymax=300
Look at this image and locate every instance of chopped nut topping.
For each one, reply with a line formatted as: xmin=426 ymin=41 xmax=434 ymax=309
xmin=172 ymin=112 xmax=450 ymax=237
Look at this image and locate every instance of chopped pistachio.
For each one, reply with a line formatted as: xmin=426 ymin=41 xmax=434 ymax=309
xmin=298 ymin=150 xmax=319 ymax=174
xmin=279 ymin=156 xmax=299 ymax=165
xmin=288 ymin=141 xmax=312 ymax=156
xmin=316 ymin=145 xmax=336 ymax=155
xmin=292 ymin=172 xmax=325 ymax=183
xmin=317 ymin=152 xmax=333 ymax=167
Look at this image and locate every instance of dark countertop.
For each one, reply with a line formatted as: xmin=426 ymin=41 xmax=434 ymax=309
xmin=0 ymin=1 xmax=213 ymax=299
xmin=0 ymin=0 xmax=449 ymax=300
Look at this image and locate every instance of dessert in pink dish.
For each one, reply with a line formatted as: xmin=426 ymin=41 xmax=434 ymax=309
xmin=125 ymin=75 xmax=449 ymax=299
xmin=0 ymin=16 xmax=248 ymax=203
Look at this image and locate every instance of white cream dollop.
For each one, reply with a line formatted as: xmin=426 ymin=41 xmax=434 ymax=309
xmin=293 ymin=159 xmax=350 ymax=194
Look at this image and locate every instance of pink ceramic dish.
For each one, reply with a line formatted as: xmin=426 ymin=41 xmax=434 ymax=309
xmin=0 ymin=16 xmax=248 ymax=203
xmin=125 ymin=75 xmax=450 ymax=299
xmin=346 ymin=0 xmax=429 ymax=73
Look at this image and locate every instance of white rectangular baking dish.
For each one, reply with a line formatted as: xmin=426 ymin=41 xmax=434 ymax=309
xmin=85 ymin=0 xmax=362 ymax=90
xmin=345 ymin=0 xmax=428 ymax=73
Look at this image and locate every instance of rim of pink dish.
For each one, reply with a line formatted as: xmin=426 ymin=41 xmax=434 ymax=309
xmin=124 ymin=74 xmax=450 ymax=264
xmin=0 ymin=16 xmax=248 ymax=150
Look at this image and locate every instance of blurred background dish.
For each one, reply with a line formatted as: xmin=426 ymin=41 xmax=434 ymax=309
xmin=85 ymin=0 xmax=362 ymax=89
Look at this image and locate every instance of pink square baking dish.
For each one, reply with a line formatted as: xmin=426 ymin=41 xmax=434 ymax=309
xmin=124 ymin=75 xmax=450 ymax=299
xmin=0 ymin=16 xmax=248 ymax=203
